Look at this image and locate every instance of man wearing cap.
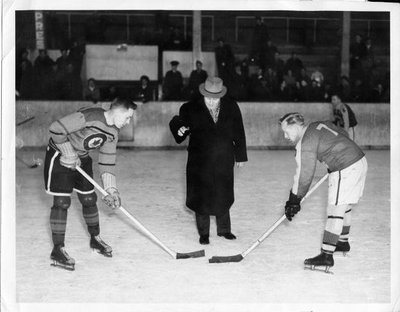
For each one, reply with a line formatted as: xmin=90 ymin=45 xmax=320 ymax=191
xmin=169 ymin=77 xmax=248 ymax=245
xmin=186 ymin=60 xmax=208 ymax=100
xmin=163 ymin=60 xmax=183 ymax=100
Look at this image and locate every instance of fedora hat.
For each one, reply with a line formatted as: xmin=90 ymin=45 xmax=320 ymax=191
xmin=199 ymin=77 xmax=227 ymax=98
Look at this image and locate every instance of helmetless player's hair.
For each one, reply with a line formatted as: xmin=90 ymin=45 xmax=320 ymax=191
xmin=279 ymin=112 xmax=305 ymax=125
xmin=110 ymin=97 xmax=138 ymax=110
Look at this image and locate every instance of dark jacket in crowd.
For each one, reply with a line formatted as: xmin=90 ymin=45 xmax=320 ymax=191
xmin=163 ymin=70 xmax=183 ymax=100
xmin=169 ymin=97 xmax=248 ymax=216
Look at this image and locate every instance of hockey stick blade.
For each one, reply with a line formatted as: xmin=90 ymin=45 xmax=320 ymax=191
xmin=208 ymin=254 xmax=244 ymax=263
xmin=17 ymin=116 xmax=35 ymax=126
xmin=16 ymin=156 xmax=38 ymax=168
xmin=176 ymin=249 xmax=205 ymax=259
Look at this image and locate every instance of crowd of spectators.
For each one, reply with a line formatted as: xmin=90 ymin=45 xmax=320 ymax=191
xmin=16 ymin=17 xmax=390 ymax=103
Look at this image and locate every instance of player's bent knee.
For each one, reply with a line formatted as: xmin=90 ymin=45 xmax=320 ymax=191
xmin=77 ymin=192 xmax=97 ymax=207
xmin=53 ymin=196 xmax=71 ymax=210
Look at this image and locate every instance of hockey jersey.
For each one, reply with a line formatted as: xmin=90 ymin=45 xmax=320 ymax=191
xmin=49 ymin=107 xmax=119 ymax=176
xmin=292 ymin=121 xmax=364 ymax=199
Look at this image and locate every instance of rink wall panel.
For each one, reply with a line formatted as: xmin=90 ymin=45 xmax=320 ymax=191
xmin=15 ymin=101 xmax=390 ymax=148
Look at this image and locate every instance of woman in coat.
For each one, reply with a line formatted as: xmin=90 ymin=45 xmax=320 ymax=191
xmin=170 ymin=77 xmax=248 ymax=245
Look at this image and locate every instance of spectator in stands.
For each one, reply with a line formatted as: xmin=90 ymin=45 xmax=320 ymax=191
xmin=298 ymin=68 xmax=311 ymax=86
xmin=83 ymin=78 xmax=101 ymax=103
xmin=296 ymin=79 xmax=310 ymax=102
xmin=308 ymin=79 xmax=324 ymax=102
xmin=364 ymin=37 xmax=375 ymax=71
xmin=250 ymin=17 xmax=269 ymax=69
xmin=285 ymin=52 xmax=304 ymax=79
xmin=265 ymin=40 xmax=278 ymax=69
xmin=134 ymin=75 xmax=154 ymax=103
xmin=264 ymin=67 xmax=279 ymax=100
xmin=351 ymin=78 xmax=366 ymax=102
xmin=17 ymin=49 xmax=34 ymax=99
xmin=337 ymin=75 xmax=352 ymax=102
xmin=282 ymin=69 xmax=298 ymax=101
xmin=34 ymin=49 xmax=55 ymax=99
xmin=271 ymin=51 xmax=285 ymax=82
xmin=369 ymin=82 xmax=386 ymax=102
xmin=229 ymin=63 xmax=248 ymax=101
xmin=47 ymin=63 xmax=63 ymax=100
xmin=350 ymin=34 xmax=367 ymax=79
xmin=56 ymin=49 xmax=70 ymax=76
xmin=68 ymin=38 xmax=85 ymax=78
xmin=215 ymin=37 xmax=235 ymax=84
xmin=103 ymin=85 xmax=119 ymax=101
xmin=310 ymin=69 xmax=324 ymax=87
xmin=186 ymin=60 xmax=208 ymax=100
xmin=58 ymin=63 xmax=83 ymax=100
xmin=331 ymin=93 xmax=358 ymax=140
xmin=248 ymin=67 xmax=270 ymax=101
xmin=162 ymin=60 xmax=183 ymax=100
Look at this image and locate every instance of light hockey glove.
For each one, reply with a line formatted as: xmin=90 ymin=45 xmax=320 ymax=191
xmin=56 ymin=141 xmax=81 ymax=170
xmin=285 ymin=191 xmax=301 ymax=221
xmin=101 ymin=172 xmax=121 ymax=209
xmin=102 ymin=187 xmax=121 ymax=210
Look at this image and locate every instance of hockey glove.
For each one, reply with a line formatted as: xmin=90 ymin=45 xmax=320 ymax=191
xmin=285 ymin=191 xmax=301 ymax=221
xmin=102 ymin=187 xmax=121 ymax=210
xmin=57 ymin=141 xmax=81 ymax=170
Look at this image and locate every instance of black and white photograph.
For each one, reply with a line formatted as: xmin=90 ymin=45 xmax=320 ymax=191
xmin=2 ymin=0 xmax=400 ymax=311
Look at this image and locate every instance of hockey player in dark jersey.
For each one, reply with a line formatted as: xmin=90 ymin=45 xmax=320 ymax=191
xmin=44 ymin=97 xmax=137 ymax=270
xmin=279 ymin=112 xmax=367 ymax=273
xmin=331 ymin=93 xmax=358 ymax=141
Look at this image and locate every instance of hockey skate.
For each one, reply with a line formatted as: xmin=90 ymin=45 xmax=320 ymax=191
xmin=304 ymin=252 xmax=334 ymax=274
xmin=90 ymin=235 xmax=112 ymax=257
xmin=50 ymin=245 xmax=75 ymax=271
xmin=334 ymin=241 xmax=350 ymax=256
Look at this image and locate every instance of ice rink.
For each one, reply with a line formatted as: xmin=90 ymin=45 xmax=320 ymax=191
xmin=15 ymin=148 xmax=390 ymax=307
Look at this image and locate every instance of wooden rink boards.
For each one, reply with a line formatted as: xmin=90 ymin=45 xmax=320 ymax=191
xmin=15 ymin=149 xmax=390 ymax=304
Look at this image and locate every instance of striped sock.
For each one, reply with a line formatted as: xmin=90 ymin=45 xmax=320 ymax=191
xmin=82 ymin=205 xmax=100 ymax=236
xmin=339 ymin=207 xmax=352 ymax=243
xmin=322 ymin=204 xmax=348 ymax=253
xmin=50 ymin=206 xmax=68 ymax=245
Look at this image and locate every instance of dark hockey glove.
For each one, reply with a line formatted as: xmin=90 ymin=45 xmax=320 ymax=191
xmin=285 ymin=191 xmax=301 ymax=221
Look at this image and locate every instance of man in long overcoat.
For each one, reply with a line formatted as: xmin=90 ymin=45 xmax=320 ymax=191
xmin=169 ymin=77 xmax=248 ymax=245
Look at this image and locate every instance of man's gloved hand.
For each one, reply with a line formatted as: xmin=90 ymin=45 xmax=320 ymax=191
xmin=102 ymin=187 xmax=121 ymax=210
xmin=56 ymin=141 xmax=81 ymax=170
xmin=285 ymin=191 xmax=301 ymax=221
xmin=60 ymin=154 xmax=81 ymax=170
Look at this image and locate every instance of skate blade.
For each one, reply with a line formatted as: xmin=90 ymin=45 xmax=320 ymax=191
xmin=51 ymin=261 xmax=75 ymax=271
xmin=92 ymin=248 xmax=113 ymax=257
xmin=304 ymin=265 xmax=334 ymax=274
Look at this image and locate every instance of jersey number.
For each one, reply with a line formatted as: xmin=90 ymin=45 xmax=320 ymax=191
xmin=316 ymin=123 xmax=338 ymax=136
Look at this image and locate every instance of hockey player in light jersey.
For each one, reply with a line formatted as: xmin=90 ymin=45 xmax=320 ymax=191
xmin=279 ymin=112 xmax=367 ymax=273
xmin=44 ymin=97 xmax=137 ymax=270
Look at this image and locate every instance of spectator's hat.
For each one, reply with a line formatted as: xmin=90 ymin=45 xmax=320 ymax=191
xmin=199 ymin=77 xmax=227 ymax=98
xmin=170 ymin=60 xmax=179 ymax=66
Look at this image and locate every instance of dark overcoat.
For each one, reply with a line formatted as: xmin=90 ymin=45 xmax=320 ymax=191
xmin=169 ymin=96 xmax=248 ymax=216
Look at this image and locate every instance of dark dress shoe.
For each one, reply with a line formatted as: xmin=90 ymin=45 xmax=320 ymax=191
xmin=217 ymin=233 xmax=237 ymax=240
xmin=199 ymin=235 xmax=209 ymax=245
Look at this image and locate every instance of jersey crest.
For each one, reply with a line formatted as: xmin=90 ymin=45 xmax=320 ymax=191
xmin=83 ymin=133 xmax=107 ymax=150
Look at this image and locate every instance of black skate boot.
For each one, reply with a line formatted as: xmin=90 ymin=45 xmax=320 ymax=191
xmin=50 ymin=245 xmax=75 ymax=271
xmin=90 ymin=235 xmax=112 ymax=257
xmin=304 ymin=252 xmax=334 ymax=274
xmin=334 ymin=241 xmax=350 ymax=256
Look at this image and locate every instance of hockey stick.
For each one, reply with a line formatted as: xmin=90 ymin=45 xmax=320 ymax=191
xmin=76 ymin=166 xmax=205 ymax=259
xmin=209 ymin=173 xmax=329 ymax=263
xmin=16 ymin=155 xmax=39 ymax=168
xmin=16 ymin=116 xmax=35 ymax=127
